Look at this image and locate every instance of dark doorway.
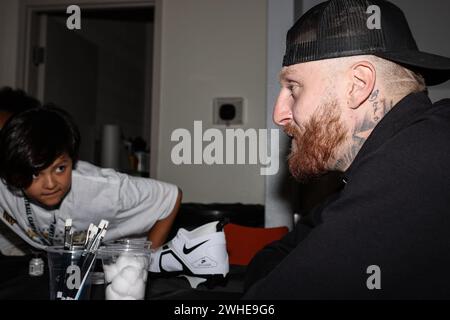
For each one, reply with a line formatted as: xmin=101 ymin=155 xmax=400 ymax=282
xmin=34 ymin=8 xmax=154 ymax=175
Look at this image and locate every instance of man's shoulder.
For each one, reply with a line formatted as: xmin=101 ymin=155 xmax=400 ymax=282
xmin=390 ymin=97 xmax=450 ymax=150
xmin=408 ymin=98 xmax=450 ymax=143
xmin=432 ymin=97 xmax=450 ymax=108
xmin=427 ymin=98 xmax=450 ymax=125
xmin=349 ymin=97 xmax=450 ymax=182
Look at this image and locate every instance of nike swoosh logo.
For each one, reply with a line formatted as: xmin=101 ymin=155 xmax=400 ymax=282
xmin=183 ymin=240 xmax=209 ymax=254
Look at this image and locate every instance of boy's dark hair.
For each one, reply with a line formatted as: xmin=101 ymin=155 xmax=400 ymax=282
xmin=0 ymin=105 xmax=81 ymax=189
xmin=0 ymin=86 xmax=41 ymax=113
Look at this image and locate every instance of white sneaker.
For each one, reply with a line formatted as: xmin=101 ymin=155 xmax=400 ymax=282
xmin=150 ymin=221 xmax=229 ymax=283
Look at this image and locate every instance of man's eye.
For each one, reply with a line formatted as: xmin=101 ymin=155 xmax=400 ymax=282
xmin=56 ymin=165 xmax=66 ymax=173
xmin=32 ymin=173 xmax=39 ymax=179
xmin=288 ymin=85 xmax=300 ymax=98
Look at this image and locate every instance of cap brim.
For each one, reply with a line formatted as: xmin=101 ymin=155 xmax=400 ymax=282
xmin=376 ymin=50 xmax=450 ymax=86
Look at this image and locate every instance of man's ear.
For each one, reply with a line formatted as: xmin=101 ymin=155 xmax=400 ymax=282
xmin=347 ymin=61 xmax=376 ymax=109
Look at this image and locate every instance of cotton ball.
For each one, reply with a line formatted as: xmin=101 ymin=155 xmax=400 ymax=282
xmin=103 ymin=263 xmax=119 ymax=283
xmin=119 ymin=266 xmax=140 ymax=286
xmin=105 ymin=284 xmax=122 ymax=300
xmin=126 ymin=278 xmax=146 ymax=300
xmin=113 ymin=254 xmax=144 ymax=272
xmin=111 ymin=272 xmax=133 ymax=296
xmin=136 ymin=255 xmax=149 ymax=269
xmin=128 ymin=255 xmax=147 ymax=270
xmin=105 ymin=284 xmax=137 ymax=300
xmin=114 ymin=254 xmax=135 ymax=272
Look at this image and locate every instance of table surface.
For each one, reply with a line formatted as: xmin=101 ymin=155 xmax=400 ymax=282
xmin=0 ymin=254 xmax=245 ymax=300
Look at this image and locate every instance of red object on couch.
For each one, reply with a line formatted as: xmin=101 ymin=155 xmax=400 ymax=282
xmin=224 ymin=223 xmax=289 ymax=266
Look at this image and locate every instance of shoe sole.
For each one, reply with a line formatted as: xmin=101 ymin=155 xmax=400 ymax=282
xmin=150 ymin=250 xmax=228 ymax=288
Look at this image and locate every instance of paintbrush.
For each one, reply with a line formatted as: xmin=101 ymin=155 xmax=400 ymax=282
xmin=63 ymin=219 xmax=72 ymax=250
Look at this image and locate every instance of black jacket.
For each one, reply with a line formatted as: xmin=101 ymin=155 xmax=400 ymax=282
xmin=243 ymin=92 xmax=450 ymax=299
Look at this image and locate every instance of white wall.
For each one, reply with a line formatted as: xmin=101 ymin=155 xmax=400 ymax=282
xmin=157 ymin=0 xmax=267 ymax=204
xmin=0 ymin=0 xmax=20 ymax=87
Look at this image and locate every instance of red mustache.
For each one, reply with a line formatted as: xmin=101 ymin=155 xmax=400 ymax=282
xmin=282 ymin=101 xmax=347 ymax=182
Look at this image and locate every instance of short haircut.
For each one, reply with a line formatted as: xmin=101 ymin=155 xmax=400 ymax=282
xmin=368 ymin=55 xmax=427 ymax=95
xmin=0 ymin=86 xmax=41 ymax=114
xmin=0 ymin=105 xmax=81 ymax=190
xmin=326 ymin=55 xmax=427 ymax=98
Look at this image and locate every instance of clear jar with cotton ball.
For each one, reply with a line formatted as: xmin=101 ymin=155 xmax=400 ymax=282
xmin=98 ymin=240 xmax=152 ymax=300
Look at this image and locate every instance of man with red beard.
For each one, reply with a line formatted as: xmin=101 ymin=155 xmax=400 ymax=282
xmin=243 ymin=0 xmax=450 ymax=299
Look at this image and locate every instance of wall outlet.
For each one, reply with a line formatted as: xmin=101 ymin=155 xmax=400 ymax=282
xmin=213 ymin=97 xmax=244 ymax=125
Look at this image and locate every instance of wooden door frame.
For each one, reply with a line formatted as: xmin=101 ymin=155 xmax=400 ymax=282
xmin=17 ymin=0 xmax=162 ymax=178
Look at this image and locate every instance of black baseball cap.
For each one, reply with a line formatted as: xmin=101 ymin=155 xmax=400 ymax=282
xmin=283 ymin=0 xmax=450 ymax=86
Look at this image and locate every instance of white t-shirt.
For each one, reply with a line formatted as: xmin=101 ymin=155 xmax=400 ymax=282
xmin=0 ymin=161 xmax=179 ymax=251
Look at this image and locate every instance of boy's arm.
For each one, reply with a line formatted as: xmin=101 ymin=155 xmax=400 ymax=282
xmin=147 ymin=188 xmax=182 ymax=248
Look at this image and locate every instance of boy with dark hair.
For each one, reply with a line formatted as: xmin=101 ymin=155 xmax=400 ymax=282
xmin=0 ymin=105 xmax=181 ymax=250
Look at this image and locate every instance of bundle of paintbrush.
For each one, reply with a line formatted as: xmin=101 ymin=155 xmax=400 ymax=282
xmin=56 ymin=219 xmax=109 ymax=300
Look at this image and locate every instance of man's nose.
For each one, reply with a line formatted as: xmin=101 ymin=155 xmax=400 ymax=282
xmin=273 ymin=90 xmax=292 ymax=126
